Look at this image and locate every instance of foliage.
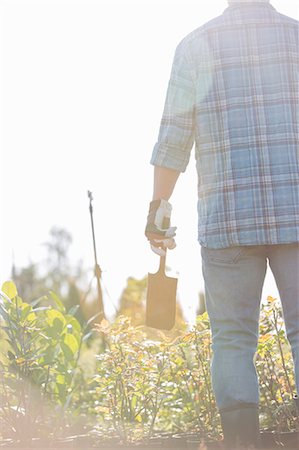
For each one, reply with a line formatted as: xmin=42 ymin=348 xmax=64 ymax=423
xmin=90 ymin=314 xmax=219 ymax=444
xmin=0 ymin=280 xmax=91 ymax=442
xmin=257 ymin=296 xmax=299 ymax=432
xmin=0 ymin=282 xmax=298 ymax=446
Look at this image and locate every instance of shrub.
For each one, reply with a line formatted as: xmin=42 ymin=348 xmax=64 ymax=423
xmin=0 ymin=282 xmax=298 ymax=446
xmin=0 ymin=281 xmax=89 ymax=441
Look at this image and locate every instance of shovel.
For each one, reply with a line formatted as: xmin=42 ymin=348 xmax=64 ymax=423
xmin=146 ymin=252 xmax=177 ymax=330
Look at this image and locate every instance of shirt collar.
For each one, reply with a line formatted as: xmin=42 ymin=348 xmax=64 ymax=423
xmin=225 ymin=2 xmax=275 ymax=12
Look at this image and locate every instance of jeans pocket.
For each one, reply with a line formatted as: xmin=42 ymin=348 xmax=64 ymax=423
xmin=201 ymin=246 xmax=247 ymax=264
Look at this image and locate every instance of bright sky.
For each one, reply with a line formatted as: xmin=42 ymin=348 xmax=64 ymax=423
xmin=1 ymin=0 xmax=298 ymax=324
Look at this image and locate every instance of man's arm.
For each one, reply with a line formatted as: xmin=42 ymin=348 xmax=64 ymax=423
xmin=152 ymin=166 xmax=180 ymax=201
xmin=146 ymin=39 xmax=193 ymax=255
xmin=145 ymin=166 xmax=180 ymax=256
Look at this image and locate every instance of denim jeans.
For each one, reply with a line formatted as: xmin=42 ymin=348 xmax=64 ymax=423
xmin=201 ymin=243 xmax=299 ymax=411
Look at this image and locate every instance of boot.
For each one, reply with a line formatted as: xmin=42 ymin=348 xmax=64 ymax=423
xmin=220 ymin=405 xmax=261 ymax=449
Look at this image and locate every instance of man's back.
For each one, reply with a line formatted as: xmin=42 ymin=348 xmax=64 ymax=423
xmin=151 ymin=2 xmax=299 ymax=249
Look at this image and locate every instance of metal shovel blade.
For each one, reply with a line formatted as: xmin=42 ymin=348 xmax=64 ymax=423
xmin=146 ymin=255 xmax=177 ymax=330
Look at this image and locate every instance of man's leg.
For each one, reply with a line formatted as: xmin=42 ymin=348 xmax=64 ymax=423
xmin=201 ymin=245 xmax=267 ymax=448
xmin=268 ymin=244 xmax=299 ymax=393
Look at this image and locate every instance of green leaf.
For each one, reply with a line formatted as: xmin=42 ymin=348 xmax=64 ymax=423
xmin=20 ymin=304 xmax=33 ymax=321
xmin=14 ymin=296 xmax=23 ymax=308
xmin=66 ymin=316 xmax=82 ymax=336
xmin=131 ymin=395 xmax=137 ymax=410
xmin=60 ymin=333 xmax=79 ymax=362
xmin=63 ymin=334 xmax=79 ymax=355
xmin=56 ymin=374 xmax=65 ymax=384
xmin=32 ymin=306 xmax=51 ymax=313
xmin=49 ymin=291 xmax=66 ymax=313
xmin=41 ymin=346 xmax=58 ymax=365
xmin=1 ymin=281 xmax=18 ymax=300
xmin=45 ymin=310 xmax=66 ymax=339
xmin=0 ymin=303 xmax=10 ymax=322
xmin=31 ymin=295 xmax=48 ymax=307
xmin=56 ymin=382 xmax=67 ymax=403
xmin=60 ymin=342 xmax=74 ymax=361
xmin=46 ymin=309 xmax=66 ymax=329
xmin=68 ymin=305 xmax=80 ymax=317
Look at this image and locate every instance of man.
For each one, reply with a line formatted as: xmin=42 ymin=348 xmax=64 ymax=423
xmin=145 ymin=0 xmax=299 ymax=448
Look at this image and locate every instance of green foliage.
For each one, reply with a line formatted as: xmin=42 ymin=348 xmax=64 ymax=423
xmin=0 ymin=280 xmax=87 ymax=441
xmin=0 ymin=282 xmax=298 ymax=446
xmin=257 ymin=296 xmax=298 ymax=432
xmin=89 ymin=302 xmax=298 ymax=444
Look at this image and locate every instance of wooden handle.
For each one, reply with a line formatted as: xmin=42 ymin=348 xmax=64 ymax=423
xmin=158 ymin=253 xmax=166 ymax=273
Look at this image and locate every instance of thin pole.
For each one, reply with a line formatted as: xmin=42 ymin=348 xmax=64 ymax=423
xmin=87 ymin=190 xmax=105 ymax=322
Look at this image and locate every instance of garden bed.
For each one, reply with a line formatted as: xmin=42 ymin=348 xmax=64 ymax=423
xmin=1 ymin=285 xmax=299 ymax=450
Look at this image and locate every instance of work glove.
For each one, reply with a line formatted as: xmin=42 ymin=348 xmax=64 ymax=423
xmin=145 ymin=199 xmax=177 ymax=256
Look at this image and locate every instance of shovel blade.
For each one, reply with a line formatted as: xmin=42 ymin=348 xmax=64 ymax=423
xmin=146 ymin=270 xmax=177 ymax=330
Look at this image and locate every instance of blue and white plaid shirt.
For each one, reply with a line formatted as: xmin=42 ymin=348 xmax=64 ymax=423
xmin=151 ymin=2 xmax=299 ymax=248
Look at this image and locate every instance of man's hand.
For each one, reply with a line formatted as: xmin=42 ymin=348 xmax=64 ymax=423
xmin=145 ymin=199 xmax=177 ymax=256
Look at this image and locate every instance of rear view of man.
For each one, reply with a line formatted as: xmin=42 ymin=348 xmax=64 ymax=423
xmin=145 ymin=0 xmax=299 ymax=448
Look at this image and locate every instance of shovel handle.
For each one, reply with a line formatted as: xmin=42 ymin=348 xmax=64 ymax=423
xmin=158 ymin=254 xmax=166 ymax=273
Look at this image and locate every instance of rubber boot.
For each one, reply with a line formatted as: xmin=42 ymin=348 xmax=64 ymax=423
xmin=220 ymin=405 xmax=261 ymax=449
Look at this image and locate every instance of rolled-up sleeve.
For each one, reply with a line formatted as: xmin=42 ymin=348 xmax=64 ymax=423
xmin=151 ymin=41 xmax=195 ymax=173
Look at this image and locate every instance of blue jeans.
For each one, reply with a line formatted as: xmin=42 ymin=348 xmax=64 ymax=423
xmin=201 ymin=244 xmax=299 ymax=411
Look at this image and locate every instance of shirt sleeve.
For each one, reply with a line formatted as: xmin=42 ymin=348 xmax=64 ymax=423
xmin=151 ymin=41 xmax=195 ymax=173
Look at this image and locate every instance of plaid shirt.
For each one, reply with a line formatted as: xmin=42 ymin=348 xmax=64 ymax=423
xmin=151 ymin=2 xmax=299 ymax=248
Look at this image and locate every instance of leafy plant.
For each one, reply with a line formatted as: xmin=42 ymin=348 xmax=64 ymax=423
xmin=0 ymin=281 xmax=88 ymax=441
xmin=257 ymin=296 xmax=298 ymax=432
xmin=90 ymin=314 xmax=219 ymax=444
xmin=0 ymin=280 xmax=298 ymax=447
